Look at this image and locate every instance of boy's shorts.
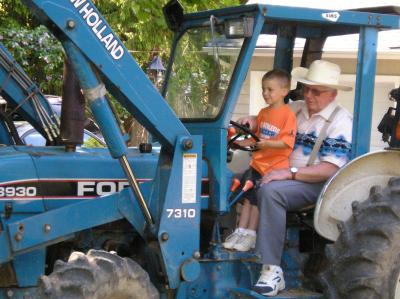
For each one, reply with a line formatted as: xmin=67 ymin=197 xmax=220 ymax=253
xmin=236 ymin=167 xmax=262 ymax=205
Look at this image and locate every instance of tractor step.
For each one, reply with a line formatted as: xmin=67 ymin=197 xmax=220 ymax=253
xmin=231 ymin=287 xmax=322 ymax=299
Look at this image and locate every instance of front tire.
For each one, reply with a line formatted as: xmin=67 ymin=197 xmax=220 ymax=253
xmin=322 ymin=177 xmax=400 ymax=299
xmin=38 ymin=249 xmax=159 ymax=299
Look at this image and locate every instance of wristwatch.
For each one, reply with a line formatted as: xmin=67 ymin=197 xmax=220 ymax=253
xmin=290 ymin=167 xmax=298 ymax=180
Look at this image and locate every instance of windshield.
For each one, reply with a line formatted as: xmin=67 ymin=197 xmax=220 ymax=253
xmin=164 ymin=26 xmax=244 ymax=120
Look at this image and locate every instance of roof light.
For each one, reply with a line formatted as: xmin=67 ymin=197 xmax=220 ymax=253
xmin=224 ymin=17 xmax=254 ymax=39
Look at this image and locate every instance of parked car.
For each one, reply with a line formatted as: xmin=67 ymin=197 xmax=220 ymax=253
xmin=0 ymin=95 xmax=105 ymax=147
xmin=15 ymin=121 xmax=105 ymax=147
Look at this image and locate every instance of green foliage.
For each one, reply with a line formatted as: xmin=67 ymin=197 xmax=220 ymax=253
xmin=0 ymin=0 xmax=240 ymax=117
xmin=0 ymin=25 xmax=64 ymax=94
xmin=0 ymin=0 xmax=35 ymax=28
xmin=165 ymin=26 xmax=241 ymax=119
xmin=83 ymin=136 xmax=105 ymax=148
xmin=93 ymin=0 xmax=241 ymax=67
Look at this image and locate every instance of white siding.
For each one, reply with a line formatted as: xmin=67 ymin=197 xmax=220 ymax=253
xmin=232 ymin=70 xmax=400 ymax=151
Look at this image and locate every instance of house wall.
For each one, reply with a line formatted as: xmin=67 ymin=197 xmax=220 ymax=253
xmin=233 ymin=51 xmax=400 ymax=151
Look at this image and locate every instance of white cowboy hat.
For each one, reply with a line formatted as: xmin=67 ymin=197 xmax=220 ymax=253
xmin=291 ymin=60 xmax=353 ymax=91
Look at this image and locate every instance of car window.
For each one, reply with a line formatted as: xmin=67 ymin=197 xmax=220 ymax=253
xmin=21 ymin=128 xmax=104 ymax=147
xmin=22 ymin=130 xmax=46 ymax=146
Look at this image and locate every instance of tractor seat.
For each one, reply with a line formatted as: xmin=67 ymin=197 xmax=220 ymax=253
xmin=298 ymin=204 xmax=315 ymax=213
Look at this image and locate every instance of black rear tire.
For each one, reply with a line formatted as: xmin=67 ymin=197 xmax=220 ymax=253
xmin=321 ymin=177 xmax=400 ymax=299
xmin=38 ymin=249 xmax=159 ymax=299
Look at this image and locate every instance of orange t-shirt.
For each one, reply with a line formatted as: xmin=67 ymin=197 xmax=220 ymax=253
xmin=250 ymin=105 xmax=297 ymax=175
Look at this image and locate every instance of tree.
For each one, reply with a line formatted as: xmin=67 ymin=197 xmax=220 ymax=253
xmin=0 ymin=25 xmax=64 ymax=94
xmin=0 ymin=0 xmax=35 ymax=28
xmin=0 ymin=0 xmax=240 ymax=94
xmin=0 ymin=0 xmax=240 ymax=144
xmin=93 ymin=0 xmax=241 ymax=69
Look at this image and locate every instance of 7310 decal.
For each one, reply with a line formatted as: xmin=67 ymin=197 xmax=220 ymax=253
xmin=166 ymin=208 xmax=196 ymax=219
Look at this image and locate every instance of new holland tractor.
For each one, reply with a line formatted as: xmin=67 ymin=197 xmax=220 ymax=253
xmin=0 ymin=0 xmax=399 ymax=298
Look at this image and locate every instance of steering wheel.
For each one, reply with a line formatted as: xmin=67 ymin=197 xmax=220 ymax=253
xmin=228 ymin=120 xmax=260 ymax=152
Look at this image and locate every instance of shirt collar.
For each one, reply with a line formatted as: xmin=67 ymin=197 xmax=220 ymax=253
xmin=300 ymin=100 xmax=338 ymax=120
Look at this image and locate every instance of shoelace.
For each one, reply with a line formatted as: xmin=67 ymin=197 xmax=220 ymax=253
xmin=237 ymin=234 xmax=254 ymax=246
xmin=226 ymin=232 xmax=240 ymax=242
xmin=258 ymin=270 xmax=280 ymax=284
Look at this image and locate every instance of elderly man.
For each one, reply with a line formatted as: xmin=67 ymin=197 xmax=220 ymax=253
xmin=240 ymin=60 xmax=353 ymax=296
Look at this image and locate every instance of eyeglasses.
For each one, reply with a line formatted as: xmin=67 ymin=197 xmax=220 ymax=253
xmin=303 ymin=85 xmax=333 ymax=97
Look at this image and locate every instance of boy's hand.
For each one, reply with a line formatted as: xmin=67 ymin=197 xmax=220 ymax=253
xmin=237 ymin=116 xmax=257 ymax=132
xmin=233 ymin=139 xmax=256 ymax=148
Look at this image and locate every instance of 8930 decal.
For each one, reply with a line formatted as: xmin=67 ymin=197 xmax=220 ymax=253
xmin=0 ymin=186 xmax=37 ymax=197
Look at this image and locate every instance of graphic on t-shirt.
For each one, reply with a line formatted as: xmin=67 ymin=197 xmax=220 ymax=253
xmin=259 ymin=122 xmax=280 ymax=139
xmin=295 ymin=132 xmax=351 ymax=158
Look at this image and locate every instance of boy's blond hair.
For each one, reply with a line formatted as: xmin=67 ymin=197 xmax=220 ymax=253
xmin=262 ymin=69 xmax=291 ymax=89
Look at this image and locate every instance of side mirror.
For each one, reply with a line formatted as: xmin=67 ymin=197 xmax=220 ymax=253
xmin=163 ymin=0 xmax=185 ymax=31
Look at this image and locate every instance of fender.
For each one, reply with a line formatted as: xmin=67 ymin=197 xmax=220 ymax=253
xmin=314 ymin=150 xmax=400 ymax=241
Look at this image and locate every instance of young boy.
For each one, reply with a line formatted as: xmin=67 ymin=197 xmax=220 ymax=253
xmin=223 ymin=69 xmax=297 ymax=252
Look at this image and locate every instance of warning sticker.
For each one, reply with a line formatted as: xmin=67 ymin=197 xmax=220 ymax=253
xmin=182 ymin=153 xmax=197 ymax=204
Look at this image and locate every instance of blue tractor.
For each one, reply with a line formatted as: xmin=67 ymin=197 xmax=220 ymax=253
xmin=0 ymin=1 xmax=399 ymax=298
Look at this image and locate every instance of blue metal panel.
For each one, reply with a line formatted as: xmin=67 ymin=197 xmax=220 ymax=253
xmin=13 ymin=249 xmax=45 ymax=287
xmin=176 ymin=260 xmax=259 ymax=299
xmin=352 ymin=27 xmax=378 ymax=158
xmin=6 ymin=187 xmax=145 ymax=255
xmin=185 ymin=126 xmax=233 ymax=212
xmin=183 ymin=4 xmax=400 ymax=30
xmin=0 ymin=148 xmax=43 ymax=213
xmin=260 ymin=5 xmax=400 ymax=29
xmin=0 ymin=227 xmax=11 ymax=263
xmin=24 ymin=0 xmax=189 ymax=150
xmin=274 ymin=27 xmax=295 ymax=72
xmin=158 ymin=135 xmax=202 ymax=289
xmin=26 ymin=146 xmax=158 ymax=178
xmin=0 ymin=123 xmax=13 ymax=145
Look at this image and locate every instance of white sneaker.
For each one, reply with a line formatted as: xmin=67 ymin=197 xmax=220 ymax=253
xmin=222 ymin=230 xmax=242 ymax=249
xmin=253 ymin=265 xmax=285 ymax=296
xmin=233 ymin=233 xmax=256 ymax=252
